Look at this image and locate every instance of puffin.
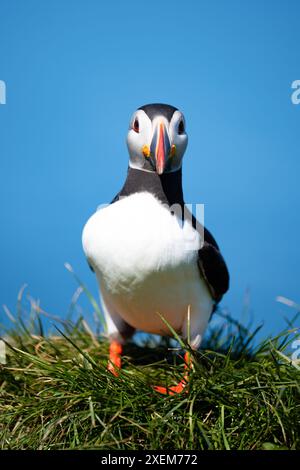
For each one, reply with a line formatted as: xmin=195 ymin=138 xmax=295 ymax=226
xmin=82 ymin=103 xmax=229 ymax=394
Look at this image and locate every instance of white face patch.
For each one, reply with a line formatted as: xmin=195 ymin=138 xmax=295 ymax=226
xmin=168 ymin=110 xmax=188 ymax=170
xmin=126 ymin=110 xmax=152 ymax=170
xmin=126 ymin=108 xmax=188 ymax=173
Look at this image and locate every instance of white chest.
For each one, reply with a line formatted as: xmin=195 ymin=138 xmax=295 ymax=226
xmin=82 ymin=193 xmax=212 ymax=335
xmin=83 ymin=193 xmax=199 ymax=286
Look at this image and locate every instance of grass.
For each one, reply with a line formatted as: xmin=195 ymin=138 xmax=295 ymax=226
xmin=0 ymin=284 xmax=299 ymax=450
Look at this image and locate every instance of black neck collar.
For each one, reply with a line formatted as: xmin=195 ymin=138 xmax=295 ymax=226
xmin=118 ymin=167 xmax=184 ymax=207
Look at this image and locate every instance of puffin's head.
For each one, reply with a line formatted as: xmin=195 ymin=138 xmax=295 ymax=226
xmin=126 ymin=103 xmax=188 ymax=175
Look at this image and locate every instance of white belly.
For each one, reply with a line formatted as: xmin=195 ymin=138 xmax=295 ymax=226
xmin=82 ymin=192 xmax=213 ymax=337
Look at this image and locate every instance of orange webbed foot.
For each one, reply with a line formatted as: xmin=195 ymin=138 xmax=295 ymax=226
xmin=153 ymin=351 xmax=192 ymax=395
xmin=107 ymin=340 xmax=123 ymax=377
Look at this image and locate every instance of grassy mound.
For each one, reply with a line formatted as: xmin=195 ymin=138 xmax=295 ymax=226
xmin=0 ymin=303 xmax=299 ymax=450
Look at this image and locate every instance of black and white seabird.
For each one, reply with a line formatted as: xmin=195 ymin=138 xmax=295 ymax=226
xmin=82 ymin=103 xmax=229 ymax=393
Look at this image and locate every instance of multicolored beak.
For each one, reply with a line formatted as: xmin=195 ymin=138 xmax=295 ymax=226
xmin=150 ymin=122 xmax=171 ymax=175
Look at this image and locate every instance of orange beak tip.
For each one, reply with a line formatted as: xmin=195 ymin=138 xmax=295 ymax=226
xmin=156 ymin=123 xmax=166 ymax=174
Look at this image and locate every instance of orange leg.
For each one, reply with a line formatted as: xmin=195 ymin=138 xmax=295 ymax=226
xmin=107 ymin=340 xmax=123 ymax=376
xmin=153 ymin=351 xmax=191 ymax=395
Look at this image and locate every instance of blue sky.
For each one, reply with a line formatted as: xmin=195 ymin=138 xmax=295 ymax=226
xmin=0 ymin=0 xmax=299 ymax=338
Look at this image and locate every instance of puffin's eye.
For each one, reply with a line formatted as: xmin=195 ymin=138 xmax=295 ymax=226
xmin=178 ymin=119 xmax=185 ymax=135
xmin=133 ymin=118 xmax=139 ymax=133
